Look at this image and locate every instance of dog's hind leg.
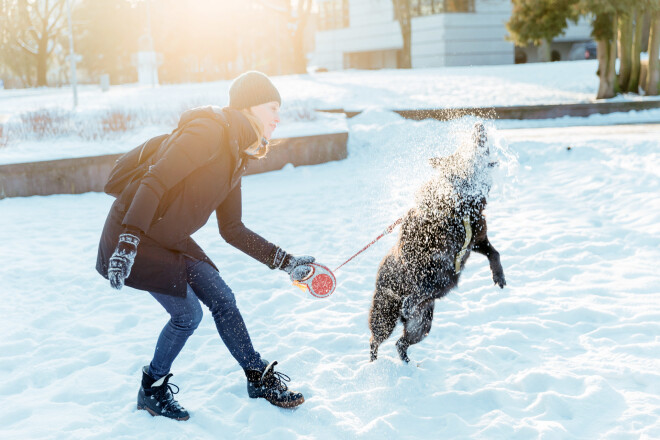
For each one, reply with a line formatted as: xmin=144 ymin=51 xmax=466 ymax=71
xmin=397 ymin=299 xmax=435 ymax=363
xmin=369 ymin=287 xmax=402 ymax=361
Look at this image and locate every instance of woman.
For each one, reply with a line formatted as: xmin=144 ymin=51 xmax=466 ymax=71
xmin=96 ymin=71 xmax=321 ymax=420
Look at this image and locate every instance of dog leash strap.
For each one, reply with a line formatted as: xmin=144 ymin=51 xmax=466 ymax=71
xmin=333 ymin=217 xmax=403 ymax=273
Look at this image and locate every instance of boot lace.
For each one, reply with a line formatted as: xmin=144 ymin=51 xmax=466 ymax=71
xmin=153 ymin=374 xmax=184 ymax=412
xmin=262 ymin=362 xmax=291 ymax=393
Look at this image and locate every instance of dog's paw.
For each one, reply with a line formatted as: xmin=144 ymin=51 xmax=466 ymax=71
xmin=493 ymin=271 xmax=506 ymax=289
xmin=396 ymin=339 xmax=410 ymax=363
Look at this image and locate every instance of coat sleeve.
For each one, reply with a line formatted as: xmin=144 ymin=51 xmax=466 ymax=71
xmin=122 ymin=119 xmax=223 ymax=233
xmin=216 ymin=182 xmax=279 ymax=268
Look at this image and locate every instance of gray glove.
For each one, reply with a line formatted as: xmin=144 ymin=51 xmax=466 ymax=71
xmin=283 ymin=255 xmax=316 ymax=282
xmin=271 ymin=247 xmax=316 ymax=281
xmin=108 ymin=232 xmax=140 ymax=289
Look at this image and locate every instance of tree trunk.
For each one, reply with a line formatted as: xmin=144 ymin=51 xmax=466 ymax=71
xmin=618 ymin=13 xmax=633 ymax=93
xmin=596 ymin=15 xmax=618 ymax=100
xmin=35 ymin=8 xmax=51 ymax=87
xmin=394 ymin=0 xmax=412 ymax=68
xmin=537 ymin=39 xmax=551 ymax=62
xmin=291 ymin=0 xmax=312 ymax=74
xmin=291 ymin=30 xmax=307 ymax=74
xmin=36 ymin=37 xmax=49 ymax=86
xmin=646 ymin=12 xmax=660 ymax=96
xmin=628 ymin=8 xmax=644 ymax=93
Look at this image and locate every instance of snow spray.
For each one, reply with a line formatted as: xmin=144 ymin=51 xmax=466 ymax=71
xmin=291 ymin=117 xmax=515 ymax=299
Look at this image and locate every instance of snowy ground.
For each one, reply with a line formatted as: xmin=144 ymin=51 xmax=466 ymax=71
xmin=1 ymin=109 xmax=659 ymax=439
xmin=0 ymin=60 xmax=605 ymax=115
xmin=3 ymin=60 xmax=660 ymax=166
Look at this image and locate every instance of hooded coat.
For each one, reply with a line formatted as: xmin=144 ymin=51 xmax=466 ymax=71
xmin=96 ymin=106 xmax=279 ymax=297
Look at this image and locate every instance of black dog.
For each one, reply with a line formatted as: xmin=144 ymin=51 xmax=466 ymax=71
xmin=369 ymin=122 xmax=506 ymax=363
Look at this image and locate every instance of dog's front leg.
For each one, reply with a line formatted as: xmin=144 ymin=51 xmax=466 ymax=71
xmin=473 ymin=236 xmax=506 ymax=288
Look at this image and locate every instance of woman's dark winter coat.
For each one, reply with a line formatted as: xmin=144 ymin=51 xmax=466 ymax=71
xmin=96 ymin=106 xmax=278 ymax=297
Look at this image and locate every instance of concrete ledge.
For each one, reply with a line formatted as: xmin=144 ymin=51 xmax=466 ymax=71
xmin=322 ymin=99 xmax=660 ymax=120
xmin=0 ymin=132 xmax=348 ymax=198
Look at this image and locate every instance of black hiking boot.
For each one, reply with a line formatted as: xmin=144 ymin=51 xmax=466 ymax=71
xmin=137 ymin=366 xmax=190 ymax=421
xmin=246 ymin=360 xmax=305 ymax=409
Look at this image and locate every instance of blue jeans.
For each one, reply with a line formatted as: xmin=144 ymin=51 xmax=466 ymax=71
xmin=147 ymin=258 xmax=263 ymax=379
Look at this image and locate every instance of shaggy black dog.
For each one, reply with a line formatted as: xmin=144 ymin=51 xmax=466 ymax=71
xmin=369 ymin=122 xmax=506 ymax=363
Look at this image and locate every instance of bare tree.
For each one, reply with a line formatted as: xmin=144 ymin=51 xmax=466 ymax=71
xmin=393 ymin=0 xmax=412 ymax=68
xmin=4 ymin=0 xmax=68 ymax=86
xmin=0 ymin=0 xmax=34 ymax=86
xmin=288 ymin=0 xmax=313 ymax=74
xmin=258 ymin=0 xmax=313 ymax=74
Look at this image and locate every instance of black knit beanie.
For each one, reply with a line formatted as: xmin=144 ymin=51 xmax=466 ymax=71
xmin=229 ymin=71 xmax=281 ymax=110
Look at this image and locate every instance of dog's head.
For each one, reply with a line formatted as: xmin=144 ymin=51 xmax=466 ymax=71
xmin=428 ymin=122 xmax=496 ymax=173
xmin=417 ymin=122 xmax=495 ymax=216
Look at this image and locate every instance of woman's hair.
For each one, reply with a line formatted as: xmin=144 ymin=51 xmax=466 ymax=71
xmin=240 ymin=109 xmax=269 ymax=159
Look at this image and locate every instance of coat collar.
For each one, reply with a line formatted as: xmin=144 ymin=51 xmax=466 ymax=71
xmin=222 ymin=107 xmax=258 ymax=156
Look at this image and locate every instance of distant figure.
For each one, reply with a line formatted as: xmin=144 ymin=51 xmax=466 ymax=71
xmin=96 ymin=71 xmax=322 ymax=420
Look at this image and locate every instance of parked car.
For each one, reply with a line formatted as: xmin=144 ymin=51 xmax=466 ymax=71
xmin=568 ymin=41 xmax=598 ymax=61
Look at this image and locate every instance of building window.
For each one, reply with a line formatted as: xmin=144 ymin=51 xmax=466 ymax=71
xmin=409 ymin=0 xmax=475 ymax=17
xmin=319 ymin=0 xmax=349 ymax=31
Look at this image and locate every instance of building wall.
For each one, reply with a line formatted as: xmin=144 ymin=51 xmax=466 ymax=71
xmin=412 ymin=0 xmax=513 ymax=68
xmin=312 ymin=0 xmax=514 ymax=70
xmin=313 ymin=0 xmax=400 ymax=70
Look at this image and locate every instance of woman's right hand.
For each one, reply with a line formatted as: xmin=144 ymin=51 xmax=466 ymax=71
xmin=282 ymin=255 xmax=316 ymax=282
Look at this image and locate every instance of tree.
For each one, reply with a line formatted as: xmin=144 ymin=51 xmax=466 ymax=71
xmin=628 ymin=7 xmax=646 ymax=93
xmin=618 ymin=11 xmax=633 ymax=92
xmin=594 ymin=12 xmax=618 ymax=99
xmin=578 ymin=0 xmax=632 ymax=99
xmin=14 ymin=0 xmax=67 ymax=86
xmin=393 ymin=0 xmax=412 ymax=68
xmin=1 ymin=0 xmax=38 ymax=86
xmin=648 ymin=10 xmax=660 ymax=95
xmin=254 ymin=0 xmax=314 ymax=74
xmin=643 ymin=1 xmax=660 ymax=95
xmin=288 ymin=0 xmax=313 ymax=74
xmin=507 ymin=0 xmax=579 ymax=45
xmin=507 ymin=0 xmax=579 ymax=62
xmin=73 ymin=0 xmax=141 ymax=84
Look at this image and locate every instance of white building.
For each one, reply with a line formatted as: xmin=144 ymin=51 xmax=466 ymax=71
xmin=311 ymin=0 xmax=593 ymax=70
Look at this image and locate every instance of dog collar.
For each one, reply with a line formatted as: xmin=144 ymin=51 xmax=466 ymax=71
xmin=455 ymin=216 xmax=472 ymax=274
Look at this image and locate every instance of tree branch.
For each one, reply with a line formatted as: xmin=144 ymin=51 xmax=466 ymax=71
xmin=17 ymin=37 xmax=38 ymax=56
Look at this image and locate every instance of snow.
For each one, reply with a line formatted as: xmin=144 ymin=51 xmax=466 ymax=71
xmin=1 ymin=105 xmax=660 ymax=438
xmin=3 ymin=60 xmax=660 ymax=166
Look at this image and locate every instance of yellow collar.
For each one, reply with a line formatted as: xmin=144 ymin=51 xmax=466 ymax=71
xmin=455 ymin=216 xmax=472 ymax=274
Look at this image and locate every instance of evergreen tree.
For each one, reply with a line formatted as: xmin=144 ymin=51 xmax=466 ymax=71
xmin=507 ymin=0 xmax=579 ymax=49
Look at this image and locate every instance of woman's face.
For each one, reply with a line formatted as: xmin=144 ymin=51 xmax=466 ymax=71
xmin=249 ymin=101 xmax=280 ymax=140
